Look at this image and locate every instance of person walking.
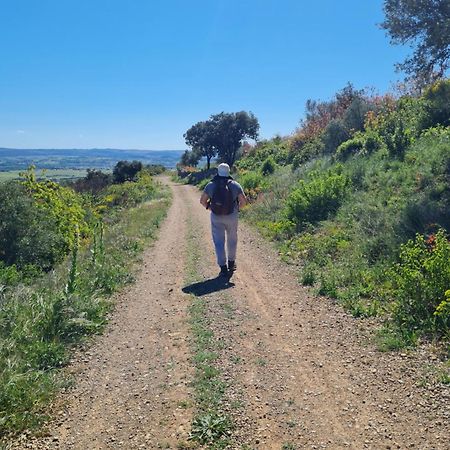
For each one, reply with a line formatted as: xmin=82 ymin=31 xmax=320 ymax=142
xmin=200 ymin=163 xmax=247 ymax=277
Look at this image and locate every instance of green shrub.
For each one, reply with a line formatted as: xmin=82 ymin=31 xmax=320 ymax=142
xmin=383 ymin=117 xmax=412 ymax=159
xmin=284 ymin=168 xmax=351 ymax=226
xmin=291 ymin=139 xmax=324 ymax=170
xmin=0 ymin=182 xmax=66 ymax=271
xmin=239 ymin=171 xmax=264 ymax=192
xmin=364 ymin=132 xmax=383 ymax=154
xmin=365 ymin=96 xmax=426 ymax=159
xmin=236 ymin=137 xmax=291 ymax=171
xmin=197 ymin=178 xmax=210 ymax=191
xmin=336 ymin=137 xmax=364 ymax=160
xmin=259 ymin=219 xmax=295 ymax=240
xmin=260 ymin=156 xmax=276 ymax=175
xmin=391 ymin=230 xmax=450 ymax=338
xmin=0 ymin=262 xmax=21 ymax=286
xmin=322 ymin=120 xmax=350 ymax=154
xmin=100 ymin=171 xmax=155 ymax=209
xmin=21 ymin=167 xmax=93 ymax=252
xmin=421 ymin=79 xmax=450 ymax=129
xmin=435 ymin=290 xmax=450 ymax=326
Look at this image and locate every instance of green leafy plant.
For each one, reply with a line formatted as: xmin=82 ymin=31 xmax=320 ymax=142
xmin=189 ymin=413 xmax=230 ymax=444
xmin=390 ymin=230 xmax=450 ymax=338
xmin=21 ymin=166 xmax=93 ymax=252
xmin=0 ymin=181 xmax=67 ymax=271
xmin=260 ymin=156 xmax=277 ymax=175
xmin=335 ymin=137 xmax=364 ymax=160
xmin=284 ymin=168 xmax=350 ymax=227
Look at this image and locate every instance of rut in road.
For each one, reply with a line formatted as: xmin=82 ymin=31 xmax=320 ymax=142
xmin=22 ymin=180 xmax=449 ymax=449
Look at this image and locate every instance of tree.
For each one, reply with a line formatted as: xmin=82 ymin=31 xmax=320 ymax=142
xmin=112 ymin=160 xmax=143 ymax=183
xmin=209 ymin=111 xmax=259 ymax=167
xmin=300 ymin=83 xmax=365 ymax=140
xmin=179 ymin=149 xmax=201 ymax=167
xmin=184 ymin=121 xmax=217 ymax=170
xmin=73 ymin=169 xmax=112 ymax=194
xmin=381 ymin=0 xmax=450 ymax=84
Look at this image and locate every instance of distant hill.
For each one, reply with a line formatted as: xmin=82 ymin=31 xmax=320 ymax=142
xmin=0 ymin=148 xmax=185 ymax=171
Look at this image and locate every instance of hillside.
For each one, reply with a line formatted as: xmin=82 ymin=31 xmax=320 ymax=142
xmin=234 ymin=80 xmax=450 ymax=351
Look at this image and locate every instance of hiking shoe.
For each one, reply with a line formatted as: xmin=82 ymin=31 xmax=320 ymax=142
xmin=219 ymin=265 xmax=229 ymax=277
xmin=228 ymin=260 xmax=236 ymax=274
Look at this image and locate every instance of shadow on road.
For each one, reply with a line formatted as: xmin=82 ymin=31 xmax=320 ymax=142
xmin=182 ymin=277 xmax=235 ymax=296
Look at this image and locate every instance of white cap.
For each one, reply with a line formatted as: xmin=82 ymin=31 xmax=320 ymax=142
xmin=217 ymin=163 xmax=230 ymax=177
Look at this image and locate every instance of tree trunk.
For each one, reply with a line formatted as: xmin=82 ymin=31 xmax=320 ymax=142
xmin=229 ymin=148 xmax=238 ymax=167
xmin=207 ymin=156 xmax=211 ymax=170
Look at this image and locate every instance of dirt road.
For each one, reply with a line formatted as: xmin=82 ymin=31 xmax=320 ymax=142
xmin=20 ymin=179 xmax=449 ymax=449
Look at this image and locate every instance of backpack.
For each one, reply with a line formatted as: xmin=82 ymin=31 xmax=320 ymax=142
xmin=210 ymin=178 xmax=235 ymax=215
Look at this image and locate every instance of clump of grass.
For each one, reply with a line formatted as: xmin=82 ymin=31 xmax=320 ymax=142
xmin=282 ymin=443 xmax=297 ymax=450
xmin=375 ymin=326 xmax=415 ymax=352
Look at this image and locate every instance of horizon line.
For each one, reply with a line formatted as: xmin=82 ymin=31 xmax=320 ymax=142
xmin=0 ymin=147 xmax=186 ymax=152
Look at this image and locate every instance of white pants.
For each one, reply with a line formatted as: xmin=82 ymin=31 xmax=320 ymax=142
xmin=210 ymin=212 xmax=238 ymax=266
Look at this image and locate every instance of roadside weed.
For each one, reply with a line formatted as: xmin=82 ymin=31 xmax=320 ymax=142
xmin=190 ymin=413 xmax=231 ymax=445
xmin=282 ymin=443 xmax=297 ymax=450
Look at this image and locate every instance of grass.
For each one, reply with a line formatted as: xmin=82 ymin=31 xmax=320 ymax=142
xmin=418 ymin=361 xmax=450 ymax=387
xmin=375 ymin=327 xmax=416 ymax=352
xmin=255 ymin=357 xmax=267 ymax=367
xmin=281 ymin=443 xmax=297 ymax=450
xmin=286 ymin=420 xmax=297 ymax=428
xmin=184 ymin=218 xmax=232 ymax=448
xmin=0 ymin=192 xmax=170 ymax=441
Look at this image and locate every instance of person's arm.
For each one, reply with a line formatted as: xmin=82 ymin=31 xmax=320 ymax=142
xmin=200 ymin=192 xmax=210 ymax=209
xmin=238 ymin=192 xmax=247 ymax=209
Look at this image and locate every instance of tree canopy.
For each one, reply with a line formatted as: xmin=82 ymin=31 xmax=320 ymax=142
xmin=184 ymin=121 xmax=217 ymax=170
xmin=209 ymin=111 xmax=259 ymax=167
xmin=182 ymin=111 xmax=259 ymax=168
xmin=381 ymin=0 xmax=450 ymax=84
xmin=179 ymin=149 xmax=201 ymax=167
xmin=112 ymin=160 xmax=143 ymax=183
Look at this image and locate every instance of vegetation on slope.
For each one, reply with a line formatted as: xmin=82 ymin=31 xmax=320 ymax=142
xmin=238 ymin=80 xmax=450 ymax=349
xmin=179 ymin=79 xmax=450 ymax=351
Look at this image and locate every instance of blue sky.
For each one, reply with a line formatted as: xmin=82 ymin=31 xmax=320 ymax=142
xmin=0 ymin=0 xmax=409 ymax=149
